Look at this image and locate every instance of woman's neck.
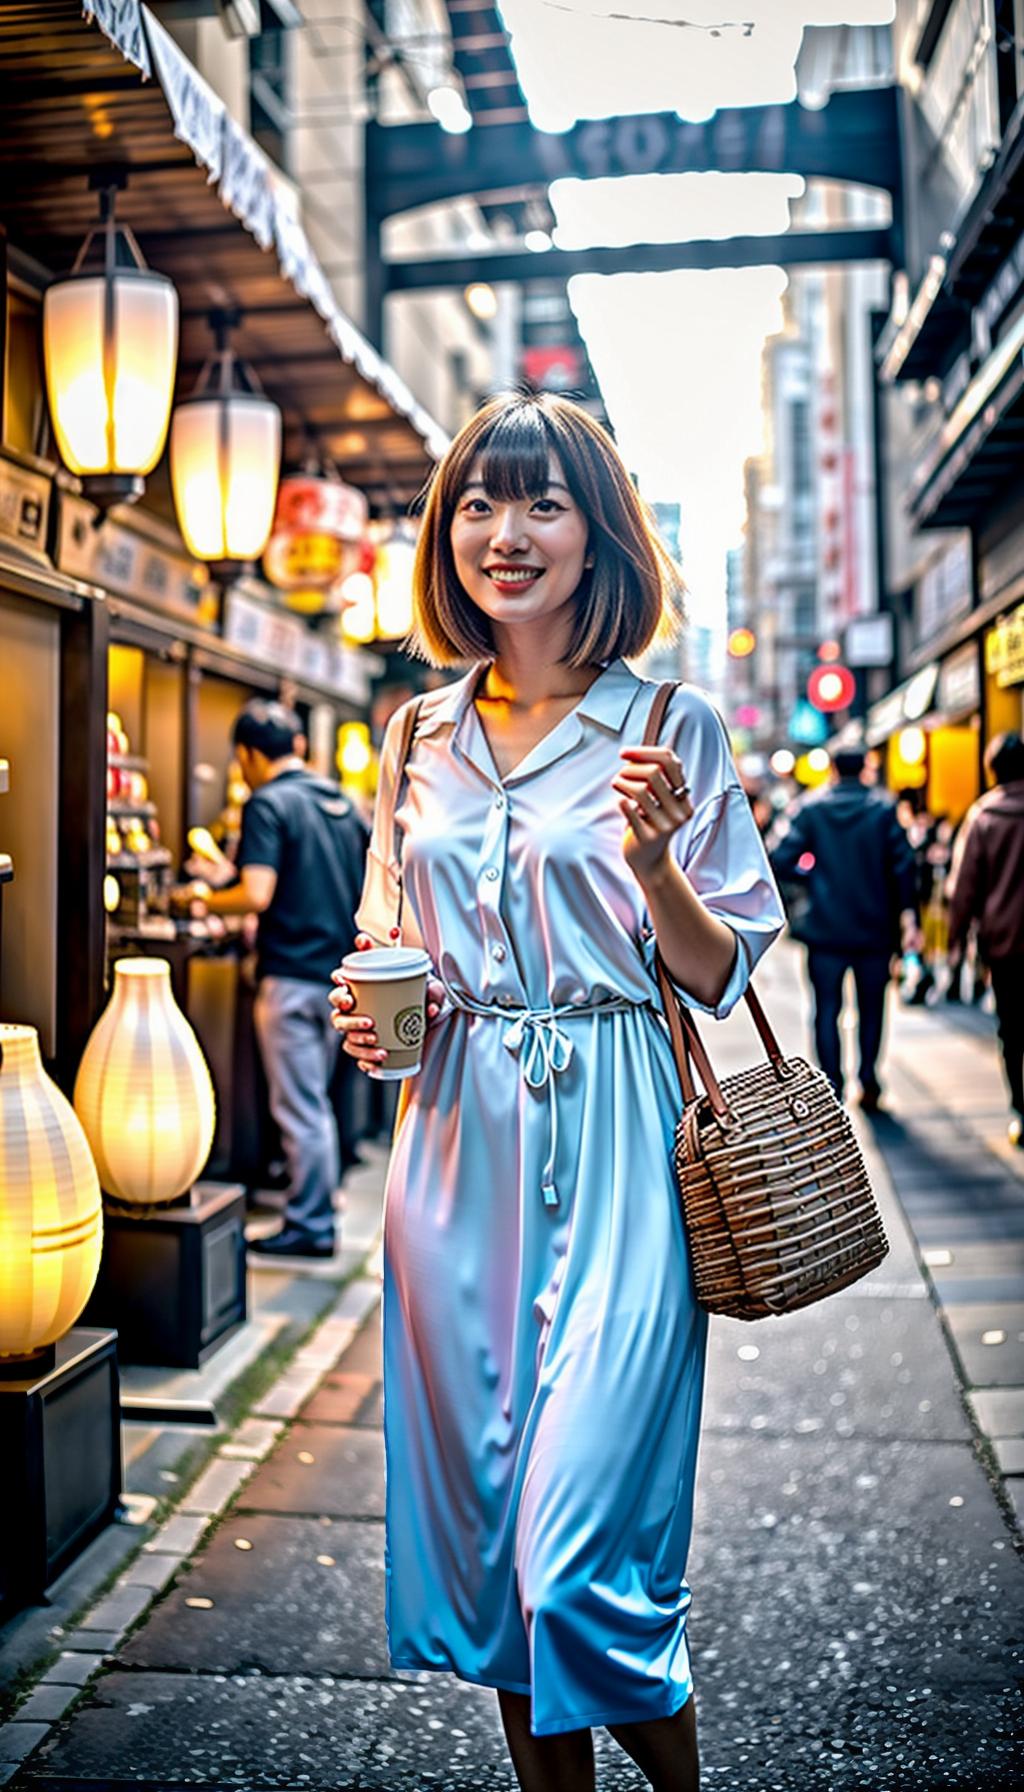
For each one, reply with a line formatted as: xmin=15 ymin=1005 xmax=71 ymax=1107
xmin=481 ymin=629 xmax=601 ymax=709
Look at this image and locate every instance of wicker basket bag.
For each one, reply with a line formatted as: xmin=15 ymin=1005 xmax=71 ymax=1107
xmin=644 ymin=684 xmax=889 ymax=1320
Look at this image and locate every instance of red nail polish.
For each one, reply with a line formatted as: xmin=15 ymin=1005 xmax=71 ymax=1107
xmin=389 ymin=927 xmax=401 ymax=941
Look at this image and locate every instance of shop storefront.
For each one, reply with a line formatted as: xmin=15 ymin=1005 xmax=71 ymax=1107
xmin=865 ymin=646 xmax=982 ymax=824
xmin=0 ymin=0 xmax=444 ymax=1151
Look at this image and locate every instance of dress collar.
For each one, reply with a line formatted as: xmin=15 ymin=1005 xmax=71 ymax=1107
xmin=414 ymin=657 xmax=647 ymax=741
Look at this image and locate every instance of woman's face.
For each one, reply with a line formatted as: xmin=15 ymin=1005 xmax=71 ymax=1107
xmin=448 ymin=450 xmax=590 ymax=635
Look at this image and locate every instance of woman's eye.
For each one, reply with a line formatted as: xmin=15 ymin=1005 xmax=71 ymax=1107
xmin=531 ymin=499 xmax=564 ymax=515
xmin=461 ymin=498 xmax=490 ymax=514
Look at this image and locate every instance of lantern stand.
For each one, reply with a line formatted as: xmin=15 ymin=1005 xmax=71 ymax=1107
xmin=0 ymin=806 xmax=120 ymax=1613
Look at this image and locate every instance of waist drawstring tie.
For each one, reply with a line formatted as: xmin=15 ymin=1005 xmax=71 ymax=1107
xmin=441 ymin=991 xmax=638 ymax=1207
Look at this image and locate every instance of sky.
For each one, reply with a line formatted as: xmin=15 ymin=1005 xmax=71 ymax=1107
xmin=494 ymin=0 xmax=895 ymax=629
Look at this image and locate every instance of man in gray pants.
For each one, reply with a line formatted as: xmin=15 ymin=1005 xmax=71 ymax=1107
xmin=188 ymin=700 xmax=367 ymax=1258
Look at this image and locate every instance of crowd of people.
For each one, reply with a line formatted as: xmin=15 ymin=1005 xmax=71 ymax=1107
xmin=762 ymin=730 xmax=1024 ymax=1149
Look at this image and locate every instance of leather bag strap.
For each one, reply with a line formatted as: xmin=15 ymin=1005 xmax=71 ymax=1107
xmin=391 ymin=696 xmax=424 ymax=938
xmin=641 ymin=680 xmax=787 ymax=1110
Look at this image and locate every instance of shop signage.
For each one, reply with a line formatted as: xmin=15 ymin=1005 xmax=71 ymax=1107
xmin=56 ymin=495 xmax=216 ymax=624
xmin=866 ymin=663 xmax=939 ymax=743
xmin=222 ymin=588 xmax=373 ymax=704
xmin=0 ymin=454 xmax=50 ymax=558
xmin=986 ymin=602 xmax=1024 ymax=688
xmin=845 ymin=612 xmax=893 ymax=668
xmin=938 ymin=642 xmax=981 ymax=716
xmin=916 ymin=535 xmax=972 ymax=645
xmin=973 ymin=226 xmax=1024 ymax=361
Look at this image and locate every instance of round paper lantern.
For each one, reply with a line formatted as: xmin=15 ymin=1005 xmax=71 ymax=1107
xmin=170 ymin=317 xmax=281 ymax=567
xmin=807 ymin=664 xmax=856 ymax=713
xmin=0 ymin=1025 xmax=103 ymax=1363
xmin=74 ymin=959 xmax=216 ymax=1205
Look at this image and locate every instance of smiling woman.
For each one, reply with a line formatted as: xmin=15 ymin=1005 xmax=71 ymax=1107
xmin=411 ymin=389 xmax=683 ymax=669
xmin=329 ymin=388 xmax=784 ymax=1792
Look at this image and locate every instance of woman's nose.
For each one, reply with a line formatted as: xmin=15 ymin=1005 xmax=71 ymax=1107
xmin=489 ymin=507 xmax=527 ymax=551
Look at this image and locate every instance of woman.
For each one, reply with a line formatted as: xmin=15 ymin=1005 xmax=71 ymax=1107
xmin=330 ymin=391 xmax=783 ymax=1791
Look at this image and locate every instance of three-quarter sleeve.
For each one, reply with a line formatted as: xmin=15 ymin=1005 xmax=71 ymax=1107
xmin=640 ymin=688 xmax=785 ymax=1019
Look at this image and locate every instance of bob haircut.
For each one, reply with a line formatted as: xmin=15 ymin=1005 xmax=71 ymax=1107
xmin=409 ymin=390 xmax=684 ymax=669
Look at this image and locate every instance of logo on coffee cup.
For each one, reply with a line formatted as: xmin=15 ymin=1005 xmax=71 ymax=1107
xmin=394 ymin=1006 xmax=426 ymax=1049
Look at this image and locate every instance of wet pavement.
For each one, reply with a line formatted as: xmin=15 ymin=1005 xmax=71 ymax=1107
xmin=8 ymin=945 xmax=1024 ymax=1789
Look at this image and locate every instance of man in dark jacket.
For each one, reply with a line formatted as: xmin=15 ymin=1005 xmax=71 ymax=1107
xmin=948 ymin=731 xmax=1024 ymax=1148
xmin=187 ymin=700 xmax=368 ymax=1255
xmin=770 ymin=745 xmax=918 ymax=1108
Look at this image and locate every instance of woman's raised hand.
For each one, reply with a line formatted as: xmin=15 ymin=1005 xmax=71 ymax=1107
xmin=329 ymin=933 xmax=445 ymax=1074
xmin=612 ymin=744 xmax=695 ymax=882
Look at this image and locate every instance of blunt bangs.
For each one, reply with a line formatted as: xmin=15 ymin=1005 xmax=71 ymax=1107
xmin=409 ymin=391 xmax=684 ymax=669
xmin=468 ymin=402 xmax=560 ymax=504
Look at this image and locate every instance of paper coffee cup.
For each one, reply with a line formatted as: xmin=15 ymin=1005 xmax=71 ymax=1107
xmin=340 ymin=946 xmax=433 ymax=1080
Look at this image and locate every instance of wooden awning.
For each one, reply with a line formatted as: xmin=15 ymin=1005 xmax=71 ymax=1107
xmin=0 ymin=0 xmax=447 ymax=511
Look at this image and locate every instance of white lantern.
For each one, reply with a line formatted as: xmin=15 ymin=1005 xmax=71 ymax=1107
xmin=42 ymin=184 xmax=178 ymax=512
xmin=170 ymin=315 xmax=281 ymax=568
xmin=373 ymin=526 xmax=418 ymax=640
xmin=74 ymin=958 xmax=216 ymax=1206
xmin=0 ymin=1025 xmax=103 ymax=1366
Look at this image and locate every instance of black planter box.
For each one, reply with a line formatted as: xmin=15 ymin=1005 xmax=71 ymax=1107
xmin=83 ymin=1182 xmax=247 ymax=1369
xmin=0 ymin=1327 xmax=121 ymax=1614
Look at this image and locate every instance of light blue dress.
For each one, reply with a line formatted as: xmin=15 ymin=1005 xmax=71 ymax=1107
xmin=356 ymin=657 xmax=784 ymax=1737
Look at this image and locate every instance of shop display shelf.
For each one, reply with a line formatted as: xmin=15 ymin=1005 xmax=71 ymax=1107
xmin=108 ymin=798 xmax=158 ymax=818
xmin=106 ymin=850 xmax=174 ymax=871
xmin=107 ymin=752 xmax=148 ymax=772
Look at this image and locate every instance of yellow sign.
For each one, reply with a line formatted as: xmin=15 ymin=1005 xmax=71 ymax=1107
xmin=986 ymin=602 xmax=1024 ymax=688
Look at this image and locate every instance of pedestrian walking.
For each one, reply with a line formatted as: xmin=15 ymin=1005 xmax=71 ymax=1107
xmin=768 ymin=743 xmax=918 ymax=1110
xmin=187 ymin=699 xmax=367 ymax=1256
xmin=947 ymin=731 xmax=1024 ymax=1148
xmin=330 ymin=390 xmax=783 ymax=1791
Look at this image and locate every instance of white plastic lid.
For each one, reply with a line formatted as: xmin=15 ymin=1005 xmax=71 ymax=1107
xmin=341 ymin=946 xmax=432 ymax=982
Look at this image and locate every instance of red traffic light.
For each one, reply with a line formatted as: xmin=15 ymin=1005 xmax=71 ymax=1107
xmin=807 ymin=664 xmax=855 ymax=713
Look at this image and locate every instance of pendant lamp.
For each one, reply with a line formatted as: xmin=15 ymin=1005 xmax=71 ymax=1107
xmin=74 ymin=959 xmax=216 ymax=1207
xmin=42 ymin=181 xmax=179 ymax=512
xmin=170 ymin=309 xmax=281 ymax=574
xmin=0 ymin=1025 xmax=103 ymax=1369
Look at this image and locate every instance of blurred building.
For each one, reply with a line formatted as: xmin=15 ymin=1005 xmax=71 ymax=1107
xmin=871 ymin=0 xmax=1024 ymax=824
xmin=729 ymin=21 xmax=892 ymax=757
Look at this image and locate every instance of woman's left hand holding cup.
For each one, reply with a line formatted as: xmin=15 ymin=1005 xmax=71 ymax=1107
xmin=329 ymin=933 xmax=445 ymax=1073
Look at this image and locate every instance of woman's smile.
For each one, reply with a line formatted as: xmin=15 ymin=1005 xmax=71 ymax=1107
xmin=483 ymin=563 xmax=545 ymax=589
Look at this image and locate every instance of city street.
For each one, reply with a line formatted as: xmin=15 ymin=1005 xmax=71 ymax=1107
xmin=6 ymin=943 xmax=1023 ymax=1792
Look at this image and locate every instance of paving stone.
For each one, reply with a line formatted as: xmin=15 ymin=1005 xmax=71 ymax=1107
xmin=40 ymin=1655 xmax=105 ymax=1688
xmin=57 ymin=1631 xmax=121 ymax=1655
xmin=943 ymin=1303 xmax=1024 ymax=1386
xmin=239 ymin=1425 xmax=385 ymax=1519
xmin=143 ymin=1513 xmax=210 ymax=1555
xmin=967 ymin=1387 xmax=1024 ymax=1436
xmin=117 ymin=1551 xmax=183 ymax=1594
xmin=122 ymin=1514 xmax=388 ymax=1677
xmin=218 ymin=1417 xmax=284 ymax=1461
xmin=79 ymin=1584 xmax=152 ymax=1636
xmin=179 ymin=1455 xmax=256 ymax=1516
xmin=0 ymin=1723 xmax=49 ymax=1765
xmin=993 ymin=1437 xmax=1024 ymax=1475
xmin=13 ymin=1682 xmax=80 ymax=1723
xmin=300 ymin=1368 xmax=383 ymax=1428
xmin=706 ymin=1296 xmax=971 ymax=1442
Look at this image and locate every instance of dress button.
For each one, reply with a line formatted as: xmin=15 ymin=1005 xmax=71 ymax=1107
xmin=497 ymin=992 xmax=515 ymax=1008
xmin=492 ymin=944 xmax=507 ymax=962
xmin=570 ymin=987 xmax=588 ymax=1005
xmin=494 ymin=792 xmax=506 ymax=809
xmin=484 ymin=867 xmax=499 ymax=882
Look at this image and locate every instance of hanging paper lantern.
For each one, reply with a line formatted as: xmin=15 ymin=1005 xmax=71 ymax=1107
xmin=74 ymin=959 xmax=216 ymax=1206
xmin=0 ymin=1025 xmax=103 ymax=1364
xmin=263 ymin=471 xmax=369 ymax=616
xmin=170 ymin=315 xmax=281 ymax=567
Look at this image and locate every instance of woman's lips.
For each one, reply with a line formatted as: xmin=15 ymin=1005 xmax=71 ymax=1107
xmin=483 ymin=567 xmax=543 ymax=587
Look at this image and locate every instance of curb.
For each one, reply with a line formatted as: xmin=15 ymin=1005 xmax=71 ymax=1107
xmin=0 ymin=1273 xmax=382 ymax=1785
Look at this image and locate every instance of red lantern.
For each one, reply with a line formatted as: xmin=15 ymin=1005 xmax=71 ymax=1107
xmin=807 ymin=664 xmax=855 ymax=713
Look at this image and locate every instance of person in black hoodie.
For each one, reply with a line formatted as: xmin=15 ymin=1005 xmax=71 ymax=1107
xmin=769 ymin=744 xmax=919 ymax=1109
xmin=186 ymin=700 xmax=368 ymax=1256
